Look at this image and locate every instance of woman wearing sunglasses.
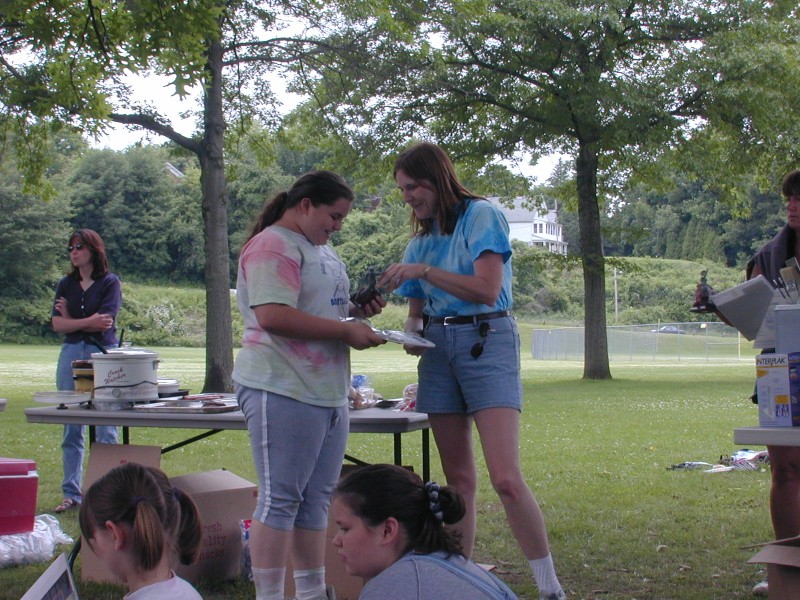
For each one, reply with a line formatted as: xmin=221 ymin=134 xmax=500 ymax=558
xmin=377 ymin=142 xmax=565 ymax=600
xmin=51 ymin=229 xmax=121 ymax=514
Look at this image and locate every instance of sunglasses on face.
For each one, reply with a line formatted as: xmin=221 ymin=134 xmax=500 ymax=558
xmin=470 ymin=321 xmax=491 ymax=359
xmin=67 ymin=243 xmax=85 ymax=252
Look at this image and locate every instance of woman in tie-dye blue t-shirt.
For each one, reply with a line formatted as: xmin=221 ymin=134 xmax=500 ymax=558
xmin=377 ymin=142 xmax=565 ymax=600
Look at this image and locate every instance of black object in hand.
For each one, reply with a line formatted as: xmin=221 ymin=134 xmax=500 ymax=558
xmin=350 ymin=265 xmax=385 ymax=308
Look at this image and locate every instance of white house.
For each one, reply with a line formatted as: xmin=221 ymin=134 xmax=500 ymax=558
xmin=488 ymin=197 xmax=568 ymax=255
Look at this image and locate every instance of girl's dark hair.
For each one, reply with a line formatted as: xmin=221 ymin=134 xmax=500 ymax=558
xmin=79 ymin=462 xmax=202 ymax=571
xmin=334 ymin=463 xmax=465 ymax=556
xmin=245 ymin=170 xmax=354 ymax=243
xmin=782 ymin=169 xmax=800 ymax=198
xmin=67 ymin=229 xmax=110 ymax=280
xmin=393 ymin=142 xmax=485 ymax=236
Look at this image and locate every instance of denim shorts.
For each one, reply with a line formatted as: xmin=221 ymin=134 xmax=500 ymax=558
xmin=416 ymin=315 xmax=522 ymax=415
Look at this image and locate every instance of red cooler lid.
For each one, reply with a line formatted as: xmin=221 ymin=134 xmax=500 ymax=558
xmin=0 ymin=457 xmax=37 ymax=476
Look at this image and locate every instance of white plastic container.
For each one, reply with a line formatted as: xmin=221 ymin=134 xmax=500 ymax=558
xmin=91 ymin=349 xmax=160 ymax=405
xmin=158 ymin=378 xmax=180 ymax=395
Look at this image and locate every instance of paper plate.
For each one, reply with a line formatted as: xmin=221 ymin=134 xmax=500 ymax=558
xmin=132 ymin=399 xmax=239 ymax=413
xmin=33 ymin=391 xmax=92 ymax=405
xmin=373 ymin=329 xmax=436 ymax=348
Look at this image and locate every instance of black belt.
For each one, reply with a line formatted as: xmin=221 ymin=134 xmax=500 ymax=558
xmin=424 ymin=310 xmax=511 ymax=326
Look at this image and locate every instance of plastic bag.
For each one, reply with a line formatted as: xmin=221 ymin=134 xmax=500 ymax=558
xmin=0 ymin=515 xmax=73 ymax=567
xmin=239 ymin=518 xmax=252 ymax=581
xmin=351 ymin=374 xmax=370 ymax=389
xmin=349 ymin=375 xmax=379 ymax=409
xmin=396 ymin=383 xmax=418 ymax=411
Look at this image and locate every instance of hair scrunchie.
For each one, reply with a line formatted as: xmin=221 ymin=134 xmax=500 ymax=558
xmin=424 ymin=481 xmax=444 ymax=523
xmin=131 ymin=495 xmax=147 ymax=508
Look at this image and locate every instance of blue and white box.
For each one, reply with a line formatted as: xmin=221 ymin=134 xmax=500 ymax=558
xmin=756 ymin=353 xmax=800 ymax=427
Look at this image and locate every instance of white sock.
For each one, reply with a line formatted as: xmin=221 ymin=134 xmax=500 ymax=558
xmin=252 ymin=566 xmax=286 ymax=600
xmin=293 ymin=567 xmax=326 ymax=600
xmin=529 ymin=554 xmax=562 ymax=596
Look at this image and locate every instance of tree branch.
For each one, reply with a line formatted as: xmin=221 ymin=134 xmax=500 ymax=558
xmin=109 ymin=112 xmax=201 ymax=154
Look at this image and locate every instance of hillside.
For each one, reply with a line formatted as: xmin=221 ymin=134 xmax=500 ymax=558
xmin=0 ymin=257 xmax=745 ymax=347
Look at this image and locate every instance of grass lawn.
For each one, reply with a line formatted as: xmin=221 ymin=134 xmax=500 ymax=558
xmin=0 ymin=342 xmax=774 ymax=599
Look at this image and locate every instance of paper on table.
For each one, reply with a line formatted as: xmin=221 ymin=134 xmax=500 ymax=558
xmin=712 ymin=275 xmax=779 ymax=341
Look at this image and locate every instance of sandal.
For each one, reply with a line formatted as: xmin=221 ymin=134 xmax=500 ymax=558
xmin=54 ymin=498 xmax=79 ymax=513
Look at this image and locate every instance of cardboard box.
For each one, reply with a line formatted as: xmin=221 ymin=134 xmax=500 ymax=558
xmin=755 ymin=354 xmax=800 ymax=427
xmin=748 ymin=535 xmax=800 ymax=600
xmin=81 ymin=448 xmax=257 ymax=586
xmin=0 ymin=457 xmax=38 ymax=535
xmin=80 ymin=443 xmax=162 ymax=583
xmin=172 ymin=469 xmax=257 ymax=584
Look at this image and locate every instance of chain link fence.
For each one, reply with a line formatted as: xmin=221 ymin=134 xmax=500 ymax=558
xmin=531 ymin=322 xmax=754 ymax=362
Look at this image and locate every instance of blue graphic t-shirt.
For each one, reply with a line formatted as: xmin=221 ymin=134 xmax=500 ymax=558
xmin=396 ymin=199 xmax=513 ymax=316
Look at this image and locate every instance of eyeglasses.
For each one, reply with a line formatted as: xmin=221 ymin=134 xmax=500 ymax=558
xmin=470 ymin=321 xmax=491 ymax=359
xmin=67 ymin=243 xmax=85 ymax=252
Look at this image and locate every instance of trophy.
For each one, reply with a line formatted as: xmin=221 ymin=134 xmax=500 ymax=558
xmin=690 ymin=270 xmax=717 ymax=313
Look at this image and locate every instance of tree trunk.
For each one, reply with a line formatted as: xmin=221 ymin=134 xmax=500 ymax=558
xmin=576 ymin=141 xmax=612 ymax=380
xmin=199 ymin=36 xmax=234 ymax=392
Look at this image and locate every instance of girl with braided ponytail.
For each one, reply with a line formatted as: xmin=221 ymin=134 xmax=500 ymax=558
xmin=332 ymin=464 xmax=518 ymax=599
xmin=78 ymin=462 xmax=202 ymax=599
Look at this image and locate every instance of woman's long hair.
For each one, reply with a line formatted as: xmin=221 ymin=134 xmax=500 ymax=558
xmin=245 ymin=170 xmax=354 ymax=244
xmin=67 ymin=229 xmax=110 ymax=281
xmin=334 ymin=463 xmax=465 ymax=556
xmin=394 ymin=142 xmax=484 ymax=236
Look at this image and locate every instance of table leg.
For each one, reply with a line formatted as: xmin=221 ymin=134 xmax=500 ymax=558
xmin=422 ymin=429 xmax=430 ymax=482
xmin=392 ymin=430 xmax=430 ymax=481
xmin=160 ymin=429 xmax=223 ymax=453
xmin=343 ymin=453 xmax=369 ymax=467
xmin=393 ymin=432 xmax=402 ymax=467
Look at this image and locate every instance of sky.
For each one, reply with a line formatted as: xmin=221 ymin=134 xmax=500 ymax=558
xmin=90 ymin=73 xmax=559 ymax=183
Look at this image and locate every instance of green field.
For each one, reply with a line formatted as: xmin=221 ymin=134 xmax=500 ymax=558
xmin=0 ymin=342 xmax=776 ymax=599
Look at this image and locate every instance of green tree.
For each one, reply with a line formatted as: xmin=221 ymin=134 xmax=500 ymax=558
xmin=304 ymin=0 xmax=800 ymax=379
xmin=1 ymin=0 xmax=359 ymax=391
xmin=331 ymin=199 xmax=411 ymax=287
xmin=227 ymin=149 xmax=295 ymax=281
xmin=0 ymin=157 xmax=71 ymax=298
xmin=61 ymin=146 xmax=203 ymax=281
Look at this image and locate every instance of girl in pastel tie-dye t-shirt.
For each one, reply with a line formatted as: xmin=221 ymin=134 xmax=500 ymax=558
xmin=233 ymin=171 xmax=385 ymax=600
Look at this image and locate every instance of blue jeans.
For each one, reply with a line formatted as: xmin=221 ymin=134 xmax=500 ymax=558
xmin=56 ymin=341 xmax=118 ymax=502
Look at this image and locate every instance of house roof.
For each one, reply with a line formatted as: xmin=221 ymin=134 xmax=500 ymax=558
xmin=487 ymin=196 xmax=555 ymax=223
